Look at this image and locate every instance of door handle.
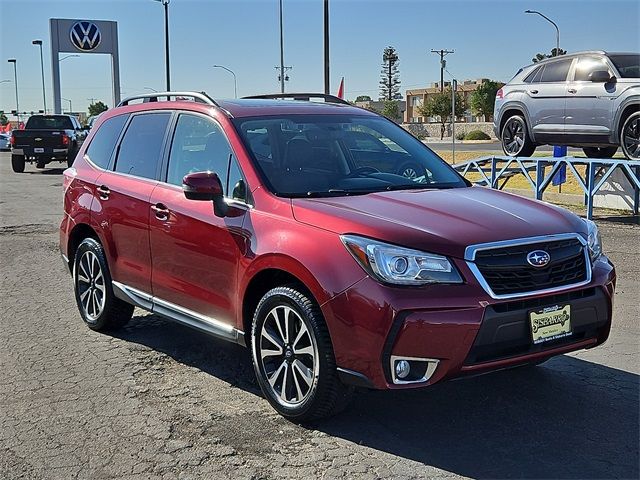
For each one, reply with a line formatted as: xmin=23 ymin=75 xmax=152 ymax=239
xmin=151 ymin=203 xmax=170 ymax=221
xmin=568 ymin=88 xmax=577 ymax=94
xmin=97 ymin=185 xmax=110 ymax=200
xmin=529 ymin=90 xmax=538 ymax=94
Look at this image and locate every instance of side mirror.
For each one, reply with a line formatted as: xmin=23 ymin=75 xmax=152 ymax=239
xmin=182 ymin=171 xmax=228 ymax=217
xmin=589 ymin=70 xmax=613 ymax=83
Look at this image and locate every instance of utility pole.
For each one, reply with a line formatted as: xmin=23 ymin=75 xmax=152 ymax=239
xmin=154 ymin=0 xmax=171 ymax=91
xmin=323 ymin=0 xmax=330 ymax=94
xmin=279 ymin=0 xmax=285 ymax=93
xmin=451 ymin=79 xmax=457 ymax=163
xmin=7 ymin=59 xmax=19 ymax=122
xmin=431 ymin=49 xmax=454 ymax=92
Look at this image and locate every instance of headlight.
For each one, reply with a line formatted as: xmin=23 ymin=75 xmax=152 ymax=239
xmin=340 ymin=234 xmax=463 ymax=285
xmin=584 ymin=219 xmax=602 ymax=262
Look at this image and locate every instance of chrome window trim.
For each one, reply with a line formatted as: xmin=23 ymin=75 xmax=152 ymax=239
xmin=464 ymin=233 xmax=592 ymax=300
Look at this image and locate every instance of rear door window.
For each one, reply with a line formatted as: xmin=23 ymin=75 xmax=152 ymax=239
xmin=115 ymin=113 xmax=171 ymax=179
xmin=85 ymin=114 xmax=129 ymax=169
xmin=540 ymin=59 xmax=572 ymax=82
xmin=524 ymin=66 xmax=543 ymax=83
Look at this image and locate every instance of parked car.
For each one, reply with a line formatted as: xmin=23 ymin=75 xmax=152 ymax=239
xmin=0 ymin=132 xmax=10 ymax=151
xmin=10 ymin=114 xmax=88 ymax=172
xmin=60 ymin=92 xmax=615 ymax=421
xmin=494 ymin=51 xmax=639 ymax=159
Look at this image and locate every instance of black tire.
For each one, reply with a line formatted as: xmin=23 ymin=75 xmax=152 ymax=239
xmin=501 ymin=115 xmax=536 ymax=157
xmin=73 ymin=238 xmax=134 ymax=331
xmin=11 ymin=154 xmax=25 ymax=173
xmin=582 ymin=146 xmax=618 ymax=158
xmin=67 ymin=144 xmax=77 ymax=168
xmin=251 ymin=286 xmax=353 ymax=422
xmin=397 ymin=162 xmax=424 ymax=180
xmin=620 ymin=111 xmax=640 ymax=160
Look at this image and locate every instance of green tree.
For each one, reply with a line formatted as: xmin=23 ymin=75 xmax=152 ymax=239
xmin=469 ymin=80 xmax=504 ymax=121
xmin=381 ymin=100 xmax=401 ymax=123
xmin=0 ymin=113 xmax=8 ymax=126
xmin=532 ymin=48 xmax=567 ymax=63
xmin=418 ymin=89 xmax=465 ymax=139
xmin=379 ymin=46 xmax=401 ymax=101
xmin=354 ymin=95 xmax=372 ymax=102
xmin=88 ymin=101 xmax=108 ymax=117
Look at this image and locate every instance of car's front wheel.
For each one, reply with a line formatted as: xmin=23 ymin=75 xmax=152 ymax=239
xmin=73 ymin=238 xmax=134 ymax=331
xmin=251 ymin=286 xmax=352 ymax=422
xmin=583 ymin=146 xmax=618 ymax=158
xmin=620 ymin=111 xmax=640 ymax=160
xmin=501 ymin=115 xmax=536 ymax=157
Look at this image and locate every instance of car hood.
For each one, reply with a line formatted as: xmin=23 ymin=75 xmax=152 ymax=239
xmin=291 ymin=186 xmax=586 ymax=259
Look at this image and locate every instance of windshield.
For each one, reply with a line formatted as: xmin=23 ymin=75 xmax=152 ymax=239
xmin=233 ymin=114 xmax=467 ymax=197
xmin=609 ymin=54 xmax=640 ymax=78
xmin=26 ymin=115 xmax=73 ymax=130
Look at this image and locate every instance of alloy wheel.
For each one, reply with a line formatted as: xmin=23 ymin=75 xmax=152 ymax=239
xmin=76 ymin=250 xmax=106 ymax=321
xmin=622 ymin=115 xmax=640 ymax=159
xmin=502 ymin=117 xmax=525 ymax=155
xmin=258 ymin=305 xmax=318 ymax=407
xmin=401 ymin=166 xmax=418 ymax=179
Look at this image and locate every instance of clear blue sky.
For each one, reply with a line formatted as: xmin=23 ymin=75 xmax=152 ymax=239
xmin=1 ymin=0 xmax=639 ymax=115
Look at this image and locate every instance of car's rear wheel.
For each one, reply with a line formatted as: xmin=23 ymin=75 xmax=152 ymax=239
xmin=251 ymin=286 xmax=352 ymax=422
xmin=73 ymin=238 xmax=134 ymax=331
xmin=583 ymin=146 xmax=618 ymax=158
xmin=11 ymin=154 xmax=25 ymax=173
xmin=501 ymin=115 xmax=536 ymax=157
xmin=620 ymin=111 xmax=640 ymax=160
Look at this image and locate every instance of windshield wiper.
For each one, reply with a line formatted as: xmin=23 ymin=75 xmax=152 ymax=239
xmin=304 ymin=188 xmax=378 ymax=198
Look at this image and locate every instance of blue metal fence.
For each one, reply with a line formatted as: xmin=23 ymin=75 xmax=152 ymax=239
xmin=452 ymin=155 xmax=640 ymax=219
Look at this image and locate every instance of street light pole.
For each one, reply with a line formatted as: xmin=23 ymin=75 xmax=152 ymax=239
xmin=323 ymin=0 xmax=330 ymax=94
xmin=61 ymin=97 xmax=72 ymax=113
xmin=212 ymin=65 xmax=237 ymax=98
xmin=7 ymin=59 xmax=19 ymax=122
xmin=525 ymin=10 xmax=560 ymax=56
xmin=32 ymin=40 xmax=47 ymax=113
xmin=154 ymin=0 xmax=171 ymax=91
xmin=279 ymin=0 xmax=285 ymax=93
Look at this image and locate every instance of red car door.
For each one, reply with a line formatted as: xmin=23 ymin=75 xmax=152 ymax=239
xmin=92 ymin=112 xmax=171 ymax=295
xmin=149 ymin=113 xmax=249 ymax=327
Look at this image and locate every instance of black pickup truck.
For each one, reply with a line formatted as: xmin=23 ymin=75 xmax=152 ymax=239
xmin=11 ymin=115 xmax=88 ymax=173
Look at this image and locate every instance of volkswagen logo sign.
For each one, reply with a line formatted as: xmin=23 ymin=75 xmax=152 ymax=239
xmin=70 ymin=21 xmax=101 ymax=51
xmin=526 ymin=250 xmax=551 ymax=268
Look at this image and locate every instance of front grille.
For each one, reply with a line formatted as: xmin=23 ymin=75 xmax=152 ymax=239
xmin=473 ymin=238 xmax=588 ymax=296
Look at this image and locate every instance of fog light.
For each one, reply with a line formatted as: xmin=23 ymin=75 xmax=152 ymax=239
xmin=395 ymin=360 xmax=410 ymax=379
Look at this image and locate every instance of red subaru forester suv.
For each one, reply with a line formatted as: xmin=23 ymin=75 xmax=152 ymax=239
xmin=60 ymin=92 xmax=615 ymax=421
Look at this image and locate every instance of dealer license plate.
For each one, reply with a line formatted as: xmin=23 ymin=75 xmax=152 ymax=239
xmin=529 ymin=304 xmax=572 ymax=345
xmin=34 ymin=148 xmax=44 ymax=153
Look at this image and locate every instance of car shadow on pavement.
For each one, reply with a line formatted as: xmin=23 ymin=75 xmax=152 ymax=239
xmin=323 ymin=356 xmax=639 ymax=479
xmin=114 ymin=314 xmax=638 ymax=479
xmin=26 ymin=168 xmax=66 ymax=175
xmin=114 ymin=313 xmax=261 ymax=395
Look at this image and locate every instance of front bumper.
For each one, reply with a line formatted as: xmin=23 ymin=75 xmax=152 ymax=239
xmin=324 ymin=256 xmax=615 ymax=390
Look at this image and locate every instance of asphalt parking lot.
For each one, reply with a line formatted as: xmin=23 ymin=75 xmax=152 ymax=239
xmin=0 ymin=152 xmax=638 ymax=480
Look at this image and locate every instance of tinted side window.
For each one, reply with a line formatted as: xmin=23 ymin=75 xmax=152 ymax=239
xmin=540 ymin=59 xmax=571 ymax=82
xmin=166 ymin=114 xmax=231 ymax=186
xmin=85 ymin=114 xmax=129 ymax=169
xmin=115 ymin=113 xmax=170 ymax=179
xmin=524 ymin=66 xmax=542 ymax=83
xmin=574 ymin=57 xmax=610 ymax=81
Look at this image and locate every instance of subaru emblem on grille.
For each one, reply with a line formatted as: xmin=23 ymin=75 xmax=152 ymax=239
xmin=526 ymin=250 xmax=551 ymax=268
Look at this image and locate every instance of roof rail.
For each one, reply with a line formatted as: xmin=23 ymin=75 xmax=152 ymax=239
xmin=117 ymin=91 xmax=219 ymax=107
xmin=242 ymin=93 xmax=350 ymax=105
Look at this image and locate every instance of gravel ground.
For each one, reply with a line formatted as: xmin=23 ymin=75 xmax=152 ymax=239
xmin=1 ymin=153 xmax=638 ymax=479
